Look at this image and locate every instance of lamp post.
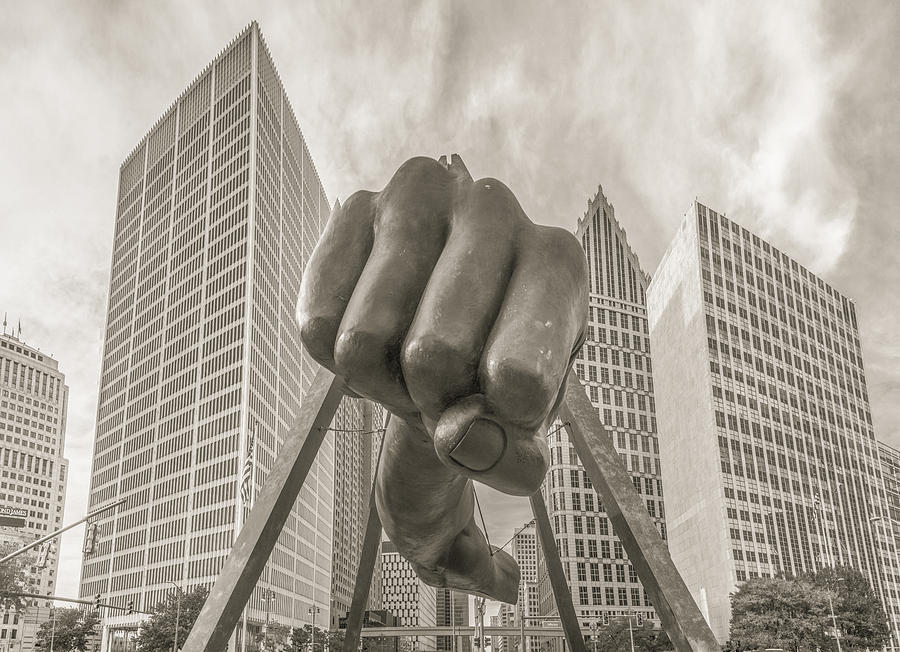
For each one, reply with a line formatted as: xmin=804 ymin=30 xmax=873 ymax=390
xmin=49 ymin=607 xmax=58 ymax=652
xmin=826 ymin=577 xmax=845 ymax=652
xmin=167 ymin=581 xmax=182 ymax=652
xmin=262 ymin=590 xmax=276 ymax=651
xmin=308 ymin=606 xmax=320 ymax=652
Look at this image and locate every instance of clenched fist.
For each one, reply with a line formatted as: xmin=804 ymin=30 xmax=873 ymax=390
xmin=298 ymin=155 xmax=587 ymax=601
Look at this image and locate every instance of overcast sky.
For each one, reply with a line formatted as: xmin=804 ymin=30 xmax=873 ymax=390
xmin=2 ymin=1 xmax=898 ymax=612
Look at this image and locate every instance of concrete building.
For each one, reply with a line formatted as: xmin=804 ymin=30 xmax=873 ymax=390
xmin=435 ymin=588 xmax=470 ymax=652
xmin=0 ymin=329 xmax=70 ymax=651
xmin=537 ymin=187 xmax=664 ymax=630
xmin=381 ymin=540 xmax=437 ymax=651
xmin=77 ymin=22 xmax=372 ymax=648
xmin=647 ymin=201 xmax=900 ymax=644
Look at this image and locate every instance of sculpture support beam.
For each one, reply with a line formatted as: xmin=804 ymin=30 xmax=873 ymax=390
xmin=184 ymin=367 xmax=344 ymax=652
xmin=530 ymin=493 xmax=587 ymax=652
xmin=559 ymin=374 xmax=720 ymax=651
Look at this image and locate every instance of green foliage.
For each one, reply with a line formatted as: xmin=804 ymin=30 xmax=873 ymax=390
xmin=287 ymin=624 xmax=328 ymax=652
xmin=809 ymin=565 xmax=891 ymax=649
xmin=587 ymin=618 xmax=671 ymax=652
xmin=34 ymin=608 xmax=100 ymax=652
xmin=254 ymin=620 xmax=293 ymax=651
xmin=134 ymin=585 xmax=209 ymax=652
xmin=0 ymin=541 xmax=37 ymax=611
xmin=729 ymin=565 xmax=890 ymax=651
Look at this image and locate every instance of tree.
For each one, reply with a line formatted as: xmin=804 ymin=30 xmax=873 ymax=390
xmin=34 ymin=608 xmax=100 ymax=652
xmin=0 ymin=541 xmax=37 ymax=611
xmin=134 ymin=585 xmax=209 ymax=652
xmin=589 ymin=618 xmax=670 ymax=652
xmin=729 ymin=576 xmax=829 ymax=651
xmin=809 ymin=565 xmax=890 ymax=650
xmin=729 ymin=566 xmax=891 ymax=651
xmin=255 ymin=621 xmax=292 ymax=651
xmin=287 ymin=624 xmax=328 ymax=652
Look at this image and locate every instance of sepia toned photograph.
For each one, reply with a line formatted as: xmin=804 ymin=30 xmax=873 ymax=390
xmin=1 ymin=2 xmax=899 ymax=651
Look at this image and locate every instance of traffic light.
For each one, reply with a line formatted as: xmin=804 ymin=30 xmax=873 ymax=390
xmin=37 ymin=543 xmax=50 ymax=568
xmin=83 ymin=523 xmax=99 ymax=554
xmin=94 ymin=593 xmax=102 ymax=610
xmin=126 ymin=600 xmax=134 ymax=615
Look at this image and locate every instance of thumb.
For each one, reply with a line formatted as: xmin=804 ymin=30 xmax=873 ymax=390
xmin=432 ymin=394 xmax=549 ymax=496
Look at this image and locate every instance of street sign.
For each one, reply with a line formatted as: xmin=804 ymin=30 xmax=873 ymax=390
xmin=0 ymin=506 xmax=27 ymax=528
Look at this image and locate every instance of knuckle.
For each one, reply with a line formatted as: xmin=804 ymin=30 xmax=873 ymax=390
xmin=333 ymin=327 xmax=386 ymax=375
xmin=482 ymin=354 xmax=557 ymax=425
xmin=402 ymin=335 xmax=477 ymax=388
xmin=296 ymin=312 xmax=338 ymax=365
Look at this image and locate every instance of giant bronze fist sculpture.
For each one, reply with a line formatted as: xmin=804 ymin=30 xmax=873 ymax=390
xmin=298 ymin=155 xmax=588 ymax=603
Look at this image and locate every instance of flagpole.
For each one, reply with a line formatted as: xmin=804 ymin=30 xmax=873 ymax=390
xmin=239 ymin=420 xmax=257 ymax=652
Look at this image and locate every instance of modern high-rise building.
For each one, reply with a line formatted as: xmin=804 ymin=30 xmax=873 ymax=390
xmin=0 ymin=329 xmax=70 ymax=651
xmin=435 ymin=588 xmax=471 ymax=652
xmin=876 ymin=441 xmax=900 ymax=638
xmin=77 ymin=21 xmax=370 ymax=648
xmin=505 ymin=521 xmax=537 ymax=652
xmin=537 ymin=187 xmax=664 ymax=630
xmin=330 ymin=403 xmax=384 ymax=628
xmin=381 ymin=540 xmax=437 ymax=651
xmin=647 ymin=201 xmax=900 ymax=644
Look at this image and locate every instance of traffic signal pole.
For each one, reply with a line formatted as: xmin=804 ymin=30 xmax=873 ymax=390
xmin=0 ymin=497 xmax=126 ymax=564
xmin=0 ymin=592 xmax=151 ymax=615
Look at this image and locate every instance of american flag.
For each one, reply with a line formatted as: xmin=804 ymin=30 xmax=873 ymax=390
xmin=240 ymin=424 xmax=256 ymax=506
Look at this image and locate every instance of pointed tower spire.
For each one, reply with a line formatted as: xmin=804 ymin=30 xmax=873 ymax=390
xmin=2 ymin=312 xmax=6 ymax=335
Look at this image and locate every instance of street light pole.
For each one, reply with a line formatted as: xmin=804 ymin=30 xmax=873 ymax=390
xmin=168 ymin=581 xmax=182 ymax=652
xmin=49 ymin=607 xmax=57 ymax=652
xmin=828 ymin=592 xmax=842 ymax=652
xmin=263 ymin=590 xmax=275 ymax=651
xmin=308 ymin=606 xmax=320 ymax=652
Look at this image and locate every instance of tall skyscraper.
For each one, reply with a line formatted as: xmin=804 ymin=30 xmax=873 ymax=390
xmin=0 ymin=330 xmax=70 ymax=651
xmin=330 ymin=403 xmax=384 ymax=628
xmin=435 ymin=588 xmax=471 ymax=652
xmin=876 ymin=441 xmax=900 ymax=624
xmin=381 ymin=540 xmax=437 ymax=651
xmin=78 ymin=22 xmax=369 ymax=645
xmin=505 ymin=521 xmax=537 ymax=652
xmin=537 ymin=187 xmax=664 ymax=629
xmin=647 ymin=201 xmax=900 ymax=644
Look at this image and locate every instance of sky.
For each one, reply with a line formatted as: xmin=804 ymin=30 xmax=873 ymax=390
xmin=1 ymin=0 xmax=899 ymax=616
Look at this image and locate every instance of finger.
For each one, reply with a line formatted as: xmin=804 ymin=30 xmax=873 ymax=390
xmin=297 ymin=191 xmax=376 ymax=367
xmin=334 ymin=157 xmax=451 ymax=416
xmin=401 ymin=175 xmax=522 ymax=420
xmin=433 ymin=226 xmax=588 ymax=495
